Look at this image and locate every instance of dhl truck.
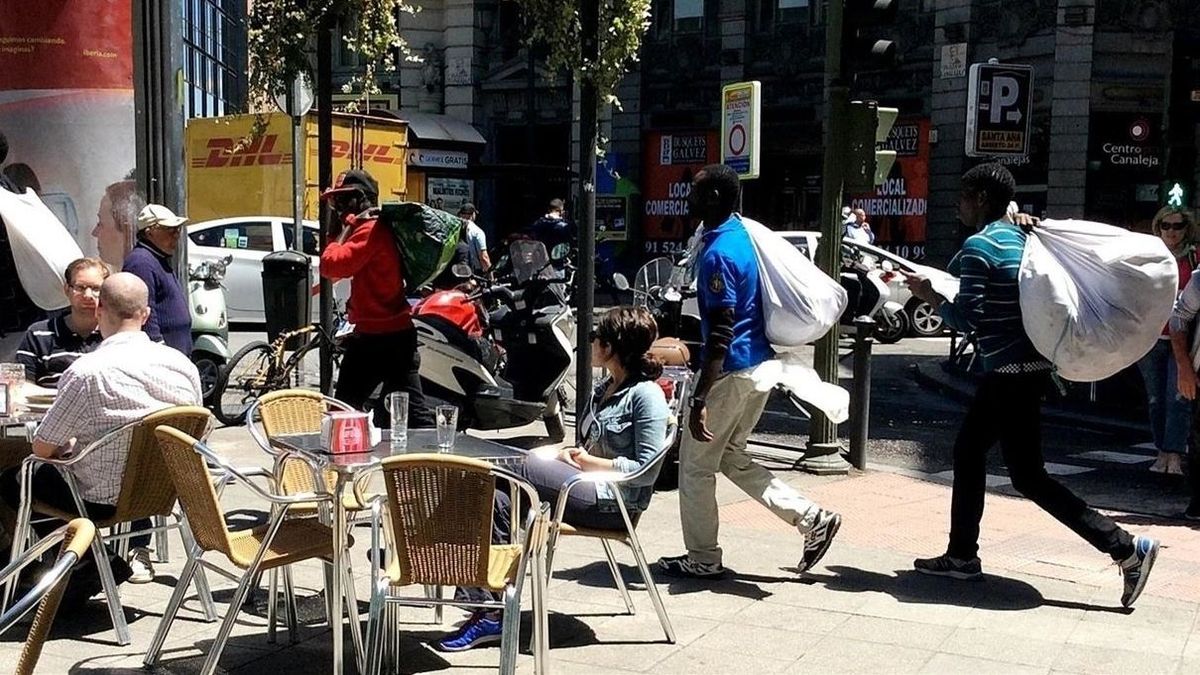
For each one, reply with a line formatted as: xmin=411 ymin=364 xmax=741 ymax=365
xmin=185 ymin=111 xmax=408 ymax=222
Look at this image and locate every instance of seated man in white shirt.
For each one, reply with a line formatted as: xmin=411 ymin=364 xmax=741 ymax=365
xmin=0 ymin=272 xmax=202 ymax=588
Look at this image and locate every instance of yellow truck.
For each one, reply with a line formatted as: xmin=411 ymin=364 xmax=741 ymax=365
xmin=185 ymin=111 xmax=409 ymax=221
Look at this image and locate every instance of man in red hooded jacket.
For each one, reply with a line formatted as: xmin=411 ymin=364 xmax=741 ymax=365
xmin=320 ymin=169 xmax=433 ymax=428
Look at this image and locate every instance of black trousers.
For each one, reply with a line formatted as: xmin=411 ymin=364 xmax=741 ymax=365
xmin=1 ymin=465 xmax=116 ymax=557
xmin=947 ymin=371 xmax=1134 ymax=562
xmin=335 ymin=329 xmax=434 ymax=429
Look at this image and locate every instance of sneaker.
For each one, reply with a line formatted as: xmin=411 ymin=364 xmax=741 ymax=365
xmin=913 ymin=554 xmax=983 ymax=580
xmin=127 ymin=547 xmax=155 ymax=585
xmin=1119 ymin=536 xmax=1159 ymax=608
xmin=435 ymin=612 xmax=503 ymax=652
xmin=798 ymin=510 xmax=842 ymax=573
xmin=656 ymin=554 xmax=726 ymax=579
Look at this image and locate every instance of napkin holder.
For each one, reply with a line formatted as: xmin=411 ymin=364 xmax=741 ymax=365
xmin=320 ymin=411 xmax=371 ymax=454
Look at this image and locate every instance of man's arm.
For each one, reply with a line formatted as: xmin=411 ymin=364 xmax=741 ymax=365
xmin=31 ymin=368 xmax=91 ymax=457
xmin=688 ymin=307 xmax=734 ymax=443
xmin=934 ymin=242 xmax=989 ymax=334
xmin=1170 ymin=275 xmax=1200 ymax=399
xmin=320 ymin=219 xmax=375 ymax=281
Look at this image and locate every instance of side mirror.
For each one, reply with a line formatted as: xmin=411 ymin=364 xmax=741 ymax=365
xmin=550 ymin=243 xmax=570 ymax=261
xmin=452 ymin=263 xmax=472 ymax=279
xmin=612 ymin=273 xmax=630 ymax=291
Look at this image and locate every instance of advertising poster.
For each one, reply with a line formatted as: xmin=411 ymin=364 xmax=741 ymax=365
xmin=0 ymin=3 xmax=137 ymax=269
xmin=641 ymin=130 xmax=718 ymax=255
xmin=426 ymin=177 xmax=474 ymax=215
xmin=848 ymin=118 xmax=930 ymax=260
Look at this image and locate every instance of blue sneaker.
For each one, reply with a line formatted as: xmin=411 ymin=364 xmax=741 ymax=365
xmin=435 ymin=612 xmax=503 ymax=652
xmin=1119 ymin=536 xmax=1159 ymax=609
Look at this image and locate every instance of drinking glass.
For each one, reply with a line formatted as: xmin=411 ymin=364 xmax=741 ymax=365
xmin=435 ymin=405 xmax=458 ymax=451
xmin=387 ymin=392 xmax=409 ymax=449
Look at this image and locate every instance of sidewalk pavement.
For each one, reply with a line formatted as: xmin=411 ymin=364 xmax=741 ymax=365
xmin=3 ymin=424 xmax=1199 ymax=674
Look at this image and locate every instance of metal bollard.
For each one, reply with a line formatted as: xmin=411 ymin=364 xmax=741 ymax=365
xmin=849 ymin=316 xmax=874 ymax=471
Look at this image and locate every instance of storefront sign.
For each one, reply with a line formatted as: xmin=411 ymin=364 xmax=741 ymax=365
xmin=849 ymin=118 xmax=930 ymax=260
xmin=425 ymin=177 xmax=473 ymax=214
xmin=408 ymin=148 xmax=469 ymax=170
xmin=642 ymin=130 xmax=718 ymax=254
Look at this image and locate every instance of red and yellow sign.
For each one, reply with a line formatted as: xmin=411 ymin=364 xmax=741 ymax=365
xmin=849 ymin=118 xmax=930 ymax=260
xmin=0 ymin=3 xmax=133 ymax=90
xmin=641 ymin=130 xmax=718 ymax=254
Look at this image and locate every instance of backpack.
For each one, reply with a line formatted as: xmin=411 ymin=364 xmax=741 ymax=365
xmin=1018 ymin=219 xmax=1177 ymax=382
xmin=379 ymin=202 xmax=464 ymax=290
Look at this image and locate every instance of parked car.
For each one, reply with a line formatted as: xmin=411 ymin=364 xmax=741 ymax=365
xmin=777 ymin=231 xmax=948 ymax=338
xmin=187 ymin=216 xmax=347 ymax=324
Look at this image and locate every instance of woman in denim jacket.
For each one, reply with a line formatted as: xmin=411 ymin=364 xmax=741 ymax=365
xmin=437 ymin=306 xmax=670 ymax=652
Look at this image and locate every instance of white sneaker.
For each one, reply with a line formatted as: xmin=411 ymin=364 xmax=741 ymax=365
xmin=127 ymin=547 xmax=155 ymax=584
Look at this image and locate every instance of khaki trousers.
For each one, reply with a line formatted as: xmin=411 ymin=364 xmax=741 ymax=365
xmin=679 ymin=372 xmax=821 ymax=565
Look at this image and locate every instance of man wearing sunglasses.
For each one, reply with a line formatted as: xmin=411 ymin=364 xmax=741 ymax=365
xmin=319 ymin=169 xmax=433 ymax=429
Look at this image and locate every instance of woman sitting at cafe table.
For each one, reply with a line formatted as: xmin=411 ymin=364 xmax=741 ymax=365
xmin=437 ymin=305 xmax=671 ymax=652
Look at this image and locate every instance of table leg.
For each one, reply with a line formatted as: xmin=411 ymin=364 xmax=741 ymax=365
xmin=331 ymin=477 xmax=344 ymax=675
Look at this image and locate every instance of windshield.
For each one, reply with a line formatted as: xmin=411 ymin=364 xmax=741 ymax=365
xmin=509 ymin=239 xmax=550 ymax=283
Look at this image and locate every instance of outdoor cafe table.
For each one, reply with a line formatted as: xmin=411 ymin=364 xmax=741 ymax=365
xmin=269 ymin=429 xmax=529 ymax=675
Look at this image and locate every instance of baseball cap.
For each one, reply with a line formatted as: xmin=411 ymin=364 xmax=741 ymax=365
xmin=137 ymin=204 xmax=187 ymax=231
xmin=321 ymin=169 xmax=379 ymax=201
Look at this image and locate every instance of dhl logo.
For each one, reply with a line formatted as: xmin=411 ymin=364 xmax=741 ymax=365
xmin=309 ymin=142 xmax=403 ymax=165
xmin=191 ymin=134 xmax=292 ymax=168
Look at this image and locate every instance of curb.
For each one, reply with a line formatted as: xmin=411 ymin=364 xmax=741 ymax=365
xmin=911 ymin=362 xmax=1147 ymax=436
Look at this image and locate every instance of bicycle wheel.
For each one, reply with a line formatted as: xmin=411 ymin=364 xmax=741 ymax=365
xmin=214 ymin=341 xmax=274 ymax=426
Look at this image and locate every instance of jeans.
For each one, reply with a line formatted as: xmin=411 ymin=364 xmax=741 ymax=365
xmin=457 ymin=459 xmax=631 ymax=605
xmin=1136 ymin=339 xmax=1193 ymax=453
xmin=947 ymin=371 xmax=1134 ymax=562
xmin=335 ymin=329 xmax=435 ymax=429
xmin=0 ymin=465 xmax=117 ymax=559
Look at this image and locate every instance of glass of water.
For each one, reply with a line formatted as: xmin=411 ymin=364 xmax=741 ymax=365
xmin=435 ymin=405 xmax=458 ymax=451
xmin=387 ymin=392 xmax=409 ymax=449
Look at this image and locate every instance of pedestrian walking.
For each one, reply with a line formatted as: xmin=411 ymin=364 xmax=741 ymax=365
xmin=1139 ymin=206 xmax=1197 ymax=475
xmin=458 ymin=203 xmax=491 ymax=275
xmin=319 ymin=169 xmax=434 ymax=429
xmin=657 ymin=164 xmax=841 ymax=579
xmin=122 ymin=204 xmax=192 ymax=357
xmin=904 ymin=162 xmax=1158 ymax=608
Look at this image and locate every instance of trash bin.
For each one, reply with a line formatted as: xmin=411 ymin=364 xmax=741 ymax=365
xmin=262 ymin=250 xmax=312 ymax=346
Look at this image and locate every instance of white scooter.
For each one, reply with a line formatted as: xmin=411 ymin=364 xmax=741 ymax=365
xmin=189 ymin=255 xmax=232 ymax=403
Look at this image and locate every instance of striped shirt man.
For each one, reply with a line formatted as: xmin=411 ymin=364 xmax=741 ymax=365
xmin=14 ymin=314 xmax=104 ymax=388
xmin=939 ymin=221 xmax=1046 ymax=373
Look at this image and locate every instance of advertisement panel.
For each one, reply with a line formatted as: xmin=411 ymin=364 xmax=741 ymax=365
xmin=641 ymin=130 xmax=718 ymax=255
xmin=0 ymin=3 xmax=137 ymax=268
xmin=848 ymin=118 xmax=930 ymax=261
xmin=426 ymin=177 xmax=473 ymax=214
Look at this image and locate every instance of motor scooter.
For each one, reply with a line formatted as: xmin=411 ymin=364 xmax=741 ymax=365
xmin=840 ymin=247 xmax=907 ymax=343
xmin=414 ymin=243 xmax=574 ymax=441
xmin=189 ymin=255 xmax=232 ymax=403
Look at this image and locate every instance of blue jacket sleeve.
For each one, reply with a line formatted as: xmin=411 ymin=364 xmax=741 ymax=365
xmin=938 ymin=240 xmax=989 ymax=334
xmin=122 ymin=253 xmax=164 ymax=342
xmin=611 ymin=383 xmax=670 ymax=482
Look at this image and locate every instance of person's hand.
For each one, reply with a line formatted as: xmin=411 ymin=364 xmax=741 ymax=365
xmin=901 ymin=270 xmax=938 ymax=306
xmin=689 ymin=403 xmax=713 ymax=443
xmin=1179 ymin=367 xmax=1198 ymax=401
xmin=1013 ymin=213 xmax=1040 ymax=233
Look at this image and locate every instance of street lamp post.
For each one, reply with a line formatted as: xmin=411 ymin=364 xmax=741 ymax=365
xmin=574 ymin=0 xmax=600 ymax=441
xmin=317 ymin=14 xmax=335 ymax=395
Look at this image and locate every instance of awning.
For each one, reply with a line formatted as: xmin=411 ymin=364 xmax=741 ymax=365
xmin=371 ymin=110 xmax=485 ymax=145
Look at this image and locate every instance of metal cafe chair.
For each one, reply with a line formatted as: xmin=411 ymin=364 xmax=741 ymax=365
xmin=145 ymin=426 xmax=359 ymax=675
xmin=363 ymin=454 xmax=551 ymax=675
xmin=0 ymin=518 xmax=96 ymax=675
xmin=2 ymin=406 xmax=218 ymax=646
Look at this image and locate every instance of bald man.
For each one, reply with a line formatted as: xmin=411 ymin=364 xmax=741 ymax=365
xmin=1 ymin=273 xmax=201 ymax=586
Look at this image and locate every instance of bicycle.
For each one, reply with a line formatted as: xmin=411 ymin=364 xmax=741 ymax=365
xmin=212 ymin=323 xmax=344 ymax=426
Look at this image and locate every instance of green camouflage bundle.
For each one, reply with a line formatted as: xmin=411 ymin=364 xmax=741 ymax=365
xmin=380 ymin=201 xmax=464 ymax=290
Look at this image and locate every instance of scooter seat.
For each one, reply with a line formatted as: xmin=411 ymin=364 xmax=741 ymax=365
xmin=650 ymin=338 xmax=690 ymax=367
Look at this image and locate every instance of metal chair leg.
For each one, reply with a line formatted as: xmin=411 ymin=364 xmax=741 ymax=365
xmin=2 ymin=492 xmax=34 ymax=611
xmin=154 ymin=514 xmax=170 ymax=563
xmin=89 ymin=533 xmax=132 ymax=645
xmin=364 ymin=579 xmax=387 ymax=675
xmin=281 ymin=565 xmax=300 ymax=643
xmin=179 ymin=517 xmax=217 ymax=622
xmin=600 ymin=539 xmax=635 ymax=614
xmin=498 ymin=585 xmax=522 ymax=675
xmin=532 ymin=543 xmax=550 ymax=675
xmin=342 ymin=563 xmax=367 ymax=674
xmin=144 ymin=550 xmax=201 ymax=667
xmin=434 ymin=585 xmax=444 ymax=624
xmin=626 ymin=530 xmax=676 ymax=643
xmin=199 ymin=561 xmax=261 ymax=675
xmin=267 ymin=568 xmax=279 ymax=644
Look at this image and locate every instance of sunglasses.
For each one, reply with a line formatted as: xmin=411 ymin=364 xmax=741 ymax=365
xmin=1161 ymin=220 xmax=1188 ymax=231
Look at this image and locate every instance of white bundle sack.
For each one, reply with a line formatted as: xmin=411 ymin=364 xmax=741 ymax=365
xmin=0 ymin=188 xmax=84 ymax=311
xmin=742 ymin=217 xmax=848 ymax=350
xmin=1018 ymin=219 xmax=1177 ymax=382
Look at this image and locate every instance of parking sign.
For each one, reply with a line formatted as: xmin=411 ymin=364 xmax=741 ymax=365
xmin=966 ymin=63 xmax=1033 ymax=157
xmin=721 ymin=81 xmax=761 ymax=179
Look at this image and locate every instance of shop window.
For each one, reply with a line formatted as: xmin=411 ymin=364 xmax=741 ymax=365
xmin=674 ymin=0 xmax=703 ymax=33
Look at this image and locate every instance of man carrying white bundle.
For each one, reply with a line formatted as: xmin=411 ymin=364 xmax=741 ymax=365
xmin=904 ymin=162 xmax=1158 ymax=608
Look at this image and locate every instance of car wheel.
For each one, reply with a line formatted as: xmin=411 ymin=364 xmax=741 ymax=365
xmin=874 ymin=310 xmax=909 ymax=344
xmin=907 ymin=299 xmax=945 ymax=337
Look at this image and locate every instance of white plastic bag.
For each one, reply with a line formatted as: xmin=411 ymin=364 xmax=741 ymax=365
xmin=0 ymin=188 xmax=84 ymax=311
xmin=1018 ymin=219 xmax=1177 ymax=382
xmin=742 ymin=217 xmax=848 ymax=350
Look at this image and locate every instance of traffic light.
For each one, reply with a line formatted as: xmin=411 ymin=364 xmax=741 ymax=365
xmin=842 ymin=0 xmax=899 ymax=78
xmin=845 ymin=101 xmax=898 ymax=191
